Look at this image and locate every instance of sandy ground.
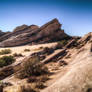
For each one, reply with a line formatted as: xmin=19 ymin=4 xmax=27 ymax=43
xmin=0 ymin=43 xmax=57 ymax=56
xmin=2 ymin=42 xmax=88 ymax=92
xmin=2 ymin=42 xmax=78 ymax=92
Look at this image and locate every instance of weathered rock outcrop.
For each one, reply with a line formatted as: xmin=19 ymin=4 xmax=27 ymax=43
xmin=42 ymin=43 xmax=92 ymax=92
xmin=78 ymin=32 xmax=92 ymax=44
xmin=0 ymin=30 xmax=6 ymax=37
xmin=0 ymin=18 xmax=69 ymax=47
xmin=2 ymin=32 xmax=92 ymax=92
xmin=0 ymin=25 xmax=39 ymax=43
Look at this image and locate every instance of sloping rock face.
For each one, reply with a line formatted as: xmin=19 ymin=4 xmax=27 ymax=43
xmin=42 ymin=43 xmax=92 ymax=92
xmin=0 ymin=18 xmax=69 ymax=47
xmin=78 ymin=32 xmax=92 ymax=44
xmin=0 ymin=25 xmax=39 ymax=43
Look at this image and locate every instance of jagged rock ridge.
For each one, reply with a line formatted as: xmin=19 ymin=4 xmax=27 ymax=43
xmin=0 ymin=18 xmax=69 ymax=47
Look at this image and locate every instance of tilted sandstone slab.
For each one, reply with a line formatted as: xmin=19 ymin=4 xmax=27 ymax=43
xmin=42 ymin=43 xmax=92 ymax=92
xmin=0 ymin=18 xmax=69 ymax=47
xmin=0 ymin=25 xmax=39 ymax=43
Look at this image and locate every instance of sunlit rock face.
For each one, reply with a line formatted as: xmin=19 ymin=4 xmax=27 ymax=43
xmin=0 ymin=18 xmax=69 ymax=47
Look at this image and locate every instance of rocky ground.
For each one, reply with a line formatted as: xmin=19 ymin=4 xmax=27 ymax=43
xmin=0 ymin=19 xmax=92 ymax=92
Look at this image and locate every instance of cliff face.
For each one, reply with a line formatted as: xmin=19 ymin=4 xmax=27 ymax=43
xmin=0 ymin=18 xmax=69 ymax=47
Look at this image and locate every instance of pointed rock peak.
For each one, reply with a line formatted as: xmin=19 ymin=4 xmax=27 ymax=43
xmin=40 ymin=18 xmax=61 ymax=30
xmin=46 ymin=18 xmax=61 ymax=25
xmin=51 ymin=18 xmax=60 ymax=22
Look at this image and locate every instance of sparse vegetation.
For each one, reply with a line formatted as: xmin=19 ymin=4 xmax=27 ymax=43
xmin=58 ymin=39 xmax=68 ymax=46
xmin=20 ymin=85 xmax=36 ymax=92
xmin=43 ymin=47 xmax=54 ymax=55
xmin=27 ymin=75 xmax=49 ymax=83
xmin=15 ymin=56 xmax=49 ymax=92
xmin=35 ymin=81 xmax=46 ymax=89
xmin=27 ymin=76 xmax=48 ymax=91
xmin=27 ymin=76 xmax=37 ymax=83
xmin=13 ymin=53 xmax=23 ymax=57
xmin=38 ymin=75 xmax=49 ymax=82
xmin=0 ymin=56 xmax=15 ymax=67
xmin=0 ymin=66 xmax=14 ymax=80
xmin=0 ymin=49 xmax=11 ymax=55
xmin=39 ymin=47 xmax=43 ymax=49
xmin=16 ymin=56 xmax=49 ymax=79
xmin=24 ymin=49 xmax=30 ymax=52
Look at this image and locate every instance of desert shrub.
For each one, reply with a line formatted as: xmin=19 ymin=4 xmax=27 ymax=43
xmin=35 ymin=82 xmax=46 ymax=89
xmin=24 ymin=49 xmax=30 ymax=52
xmin=0 ymin=49 xmax=11 ymax=55
xmin=42 ymin=47 xmax=54 ymax=55
xmin=20 ymin=85 xmax=36 ymax=92
xmin=16 ymin=56 xmax=49 ymax=79
xmin=58 ymin=39 xmax=68 ymax=46
xmin=39 ymin=47 xmax=43 ymax=49
xmin=0 ymin=81 xmax=12 ymax=88
xmin=0 ymin=56 xmax=15 ymax=67
xmin=13 ymin=53 xmax=23 ymax=57
xmin=27 ymin=76 xmax=37 ymax=83
xmin=27 ymin=75 xmax=49 ymax=83
xmin=0 ymin=59 xmax=6 ymax=67
xmin=0 ymin=66 xmax=14 ymax=80
xmin=38 ymin=75 xmax=49 ymax=82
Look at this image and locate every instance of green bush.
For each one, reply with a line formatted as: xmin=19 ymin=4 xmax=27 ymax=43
xmin=16 ymin=56 xmax=48 ymax=79
xmin=0 ymin=59 xmax=6 ymax=67
xmin=0 ymin=49 xmax=11 ymax=55
xmin=0 ymin=56 xmax=15 ymax=67
xmin=13 ymin=53 xmax=23 ymax=57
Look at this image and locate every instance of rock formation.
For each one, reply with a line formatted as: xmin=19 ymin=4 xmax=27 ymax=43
xmin=42 ymin=43 xmax=92 ymax=92
xmin=3 ymin=32 xmax=92 ymax=92
xmin=2 ymin=19 xmax=92 ymax=92
xmin=0 ymin=30 xmax=6 ymax=37
xmin=0 ymin=18 xmax=69 ymax=47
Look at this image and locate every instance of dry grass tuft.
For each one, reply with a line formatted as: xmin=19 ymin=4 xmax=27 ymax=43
xmin=0 ymin=49 xmax=11 ymax=55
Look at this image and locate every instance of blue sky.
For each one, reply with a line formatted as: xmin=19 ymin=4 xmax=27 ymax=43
xmin=0 ymin=0 xmax=92 ymax=36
